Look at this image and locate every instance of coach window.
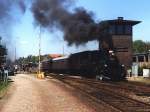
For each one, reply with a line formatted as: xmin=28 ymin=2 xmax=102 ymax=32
xmin=125 ymin=25 xmax=132 ymax=35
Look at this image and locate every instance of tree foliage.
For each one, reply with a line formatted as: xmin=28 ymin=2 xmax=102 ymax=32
xmin=133 ymin=40 xmax=150 ymax=53
xmin=16 ymin=55 xmax=51 ymax=65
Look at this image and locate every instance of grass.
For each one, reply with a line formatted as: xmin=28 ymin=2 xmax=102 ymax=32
xmin=0 ymin=81 xmax=10 ymax=98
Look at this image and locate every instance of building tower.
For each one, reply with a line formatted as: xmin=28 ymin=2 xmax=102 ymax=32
xmin=99 ymin=17 xmax=140 ymax=69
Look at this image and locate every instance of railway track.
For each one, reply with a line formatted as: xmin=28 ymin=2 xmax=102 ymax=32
xmin=48 ymin=74 xmax=150 ymax=112
xmin=60 ymin=75 xmax=150 ymax=103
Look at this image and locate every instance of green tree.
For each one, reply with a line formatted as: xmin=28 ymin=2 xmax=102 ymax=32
xmin=145 ymin=41 xmax=150 ymax=52
xmin=16 ymin=55 xmax=51 ymax=66
xmin=133 ymin=40 xmax=147 ymax=53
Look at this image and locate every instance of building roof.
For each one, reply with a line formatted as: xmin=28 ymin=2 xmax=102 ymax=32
xmin=48 ymin=54 xmax=63 ymax=59
xmin=133 ymin=52 xmax=150 ymax=56
xmin=101 ymin=17 xmax=141 ymax=26
xmin=53 ymin=55 xmax=69 ymax=61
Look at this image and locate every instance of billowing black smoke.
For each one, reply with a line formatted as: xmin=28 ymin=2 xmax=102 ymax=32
xmin=18 ymin=0 xmax=27 ymax=13
xmin=0 ymin=0 xmax=26 ymax=39
xmin=32 ymin=0 xmax=103 ymax=45
xmin=0 ymin=0 xmax=26 ymax=20
xmin=0 ymin=0 xmax=26 ymax=42
xmin=0 ymin=0 xmax=26 ymax=60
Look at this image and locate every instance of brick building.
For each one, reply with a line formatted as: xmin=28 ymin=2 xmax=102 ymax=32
xmin=133 ymin=52 xmax=150 ymax=67
xmin=99 ymin=17 xmax=140 ymax=69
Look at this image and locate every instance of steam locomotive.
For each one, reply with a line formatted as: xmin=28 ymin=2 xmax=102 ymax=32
xmin=41 ymin=50 xmax=126 ymax=81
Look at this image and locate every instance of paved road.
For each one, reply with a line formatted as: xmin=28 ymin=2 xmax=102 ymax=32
xmin=0 ymin=74 xmax=104 ymax=112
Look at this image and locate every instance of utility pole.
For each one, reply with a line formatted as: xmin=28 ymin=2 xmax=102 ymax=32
xmin=15 ymin=47 xmax=16 ymax=62
xmin=62 ymin=40 xmax=64 ymax=56
xmin=0 ymin=37 xmax=1 ymax=44
xmin=38 ymin=26 xmax=41 ymax=74
xmin=37 ymin=26 xmax=44 ymax=79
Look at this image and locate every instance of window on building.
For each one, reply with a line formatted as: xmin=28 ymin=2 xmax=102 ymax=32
xmin=138 ymin=55 xmax=145 ymax=62
xmin=133 ymin=57 xmax=137 ymax=62
xmin=117 ymin=25 xmax=124 ymax=34
xmin=109 ymin=25 xmax=116 ymax=34
xmin=125 ymin=25 xmax=132 ymax=35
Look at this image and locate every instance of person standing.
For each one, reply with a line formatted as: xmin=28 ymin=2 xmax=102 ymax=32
xmin=4 ymin=67 xmax=8 ymax=83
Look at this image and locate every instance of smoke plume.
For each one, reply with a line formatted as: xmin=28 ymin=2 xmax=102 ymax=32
xmin=31 ymin=0 xmax=102 ymax=45
xmin=0 ymin=0 xmax=26 ymax=60
xmin=18 ymin=0 xmax=27 ymax=13
xmin=0 ymin=0 xmax=26 ymax=42
xmin=0 ymin=0 xmax=26 ymax=21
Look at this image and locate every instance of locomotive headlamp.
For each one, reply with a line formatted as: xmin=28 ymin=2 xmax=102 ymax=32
xmin=121 ymin=64 xmax=125 ymax=67
xmin=109 ymin=50 xmax=115 ymax=56
xmin=109 ymin=50 xmax=114 ymax=54
xmin=104 ymin=64 xmax=108 ymax=67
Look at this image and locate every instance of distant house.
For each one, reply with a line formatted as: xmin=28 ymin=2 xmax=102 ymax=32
xmin=48 ymin=54 xmax=63 ymax=59
xmin=133 ymin=52 xmax=150 ymax=67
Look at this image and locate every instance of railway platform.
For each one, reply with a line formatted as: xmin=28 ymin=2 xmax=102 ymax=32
xmin=0 ymin=74 xmax=112 ymax=112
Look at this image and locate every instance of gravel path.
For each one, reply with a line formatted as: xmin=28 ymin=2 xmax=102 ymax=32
xmin=0 ymin=74 xmax=113 ymax=112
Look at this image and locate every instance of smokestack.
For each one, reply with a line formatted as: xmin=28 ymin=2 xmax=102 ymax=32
xmin=118 ymin=17 xmax=124 ymax=20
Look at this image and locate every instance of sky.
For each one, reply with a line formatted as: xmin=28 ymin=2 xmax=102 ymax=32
xmin=1 ymin=0 xmax=150 ymax=59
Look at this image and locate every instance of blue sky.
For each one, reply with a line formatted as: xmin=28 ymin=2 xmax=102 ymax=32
xmin=7 ymin=0 xmax=150 ymax=58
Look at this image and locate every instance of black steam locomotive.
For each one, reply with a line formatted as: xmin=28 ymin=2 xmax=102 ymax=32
xmin=41 ymin=50 xmax=126 ymax=81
